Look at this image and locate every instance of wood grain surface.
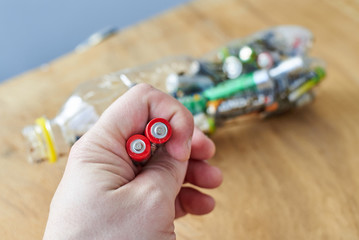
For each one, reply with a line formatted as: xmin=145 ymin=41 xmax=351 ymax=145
xmin=1 ymin=0 xmax=359 ymax=239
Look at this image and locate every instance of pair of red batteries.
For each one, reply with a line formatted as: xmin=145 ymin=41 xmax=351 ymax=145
xmin=126 ymin=118 xmax=172 ymax=163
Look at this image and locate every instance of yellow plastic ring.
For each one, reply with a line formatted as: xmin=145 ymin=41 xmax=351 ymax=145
xmin=36 ymin=117 xmax=57 ymax=163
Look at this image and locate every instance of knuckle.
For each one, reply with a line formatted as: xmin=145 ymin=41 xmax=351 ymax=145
xmin=134 ymin=83 xmax=154 ymax=93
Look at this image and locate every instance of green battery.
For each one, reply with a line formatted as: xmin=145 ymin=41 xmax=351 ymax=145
xmin=314 ymin=67 xmax=326 ymax=82
xmin=203 ymin=73 xmax=257 ymax=100
xmin=178 ymin=94 xmax=207 ymax=114
xmin=239 ymin=46 xmax=256 ymax=63
xmin=218 ymin=47 xmax=230 ymax=62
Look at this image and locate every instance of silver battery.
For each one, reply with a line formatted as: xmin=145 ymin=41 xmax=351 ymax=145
xmin=151 ymin=122 xmax=168 ymax=139
xmin=223 ymin=56 xmax=243 ymax=79
xmin=130 ymin=139 xmax=146 ymax=154
xmin=269 ymin=56 xmax=304 ymax=78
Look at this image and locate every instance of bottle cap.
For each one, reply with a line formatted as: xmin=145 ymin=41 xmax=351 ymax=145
xmin=22 ymin=117 xmax=57 ymax=163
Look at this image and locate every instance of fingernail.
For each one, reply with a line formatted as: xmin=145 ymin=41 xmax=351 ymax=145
xmin=184 ymin=138 xmax=192 ymax=161
xmin=187 ymin=137 xmax=192 ymax=150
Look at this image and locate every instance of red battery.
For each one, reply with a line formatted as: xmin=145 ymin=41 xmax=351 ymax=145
xmin=145 ymin=118 xmax=172 ymax=144
xmin=126 ymin=134 xmax=151 ymax=163
xmin=257 ymin=52 xmax=274 ymax=69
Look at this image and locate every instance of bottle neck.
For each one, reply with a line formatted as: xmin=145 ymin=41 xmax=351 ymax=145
xmin=22 ymin=117 xmax=69 ymax=163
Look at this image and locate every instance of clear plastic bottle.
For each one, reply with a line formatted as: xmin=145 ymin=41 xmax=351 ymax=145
xmin=23 ymin=25 xmax=325 ymax=163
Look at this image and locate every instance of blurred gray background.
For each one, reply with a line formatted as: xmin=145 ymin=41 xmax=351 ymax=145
xmin=0 ymin=0 xmax=190 ymax=83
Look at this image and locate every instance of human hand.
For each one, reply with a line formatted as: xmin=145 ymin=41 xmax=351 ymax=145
xmin=43 ymin=84 xmax=222 ymax=240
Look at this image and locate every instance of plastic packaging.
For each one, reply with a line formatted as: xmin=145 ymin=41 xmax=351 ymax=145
xmin=22 ymin=25 xmax=326 ymax=163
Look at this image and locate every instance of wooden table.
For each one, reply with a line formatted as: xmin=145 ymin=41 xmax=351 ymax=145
xmin=1 ymin=0 xmax=359 ymax=239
